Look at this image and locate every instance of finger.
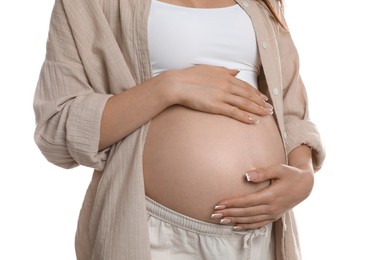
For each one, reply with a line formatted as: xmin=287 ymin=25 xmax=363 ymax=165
xmin=214 ymin=204 xmax=271 ymax=218
xmin=216 ymin=214 xmax=271 ymax=226
xmin=218 ymin=104 xmax=261 ymax=125
xmin=233 ymin=220 xmax=275 ymax=231
xmin=216 ymin=206 xmax=280 ymax=227
xmin=245 ymin=165 xmax=286 ymax=183
xmin=229 ymin=76 xmax=270 ymax=102
xmin=217 ymin=188 xmax=274 ymax=209
xmin=225 ymin=92 xmax=273 ymax=116
xmin=224 ymin=95 xmax=273 ymax=117
xmin=227 ymin=69 xmax=240 ymax=76
xmin=228 ymin=78 xmax=272 ymax=109
xmin=202 ymin=65 xmax=240 ymax=76
xmin=228 ymin=214 xmax=272 ymax=225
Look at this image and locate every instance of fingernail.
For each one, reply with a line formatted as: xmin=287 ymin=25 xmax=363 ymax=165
xmin=264 ymin=108 xmax=274 ymax=115
xmin=233 ymin=226 xmax=245 ymax=231
xmin=245 ymin=170 xmax=259 ymax=182
xmin=249 ymin=117 xmax=260 ymax=124
xmin=261 ymin=94 xmax=269 ymax=101
xmin=211 ymin=213 xmax=223 ymax=219
xmin=220 ymin=218 xmax=232 ymax=224
xmin=214 ymin=205 xmax=226 ymax=210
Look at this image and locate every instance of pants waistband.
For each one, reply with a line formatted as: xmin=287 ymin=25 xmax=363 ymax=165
xmin=145 ymin=196 xmax=271 ymax=238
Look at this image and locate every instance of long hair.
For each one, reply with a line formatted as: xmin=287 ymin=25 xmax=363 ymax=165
xmin=259 ymin=0 xmax=288 ymax=30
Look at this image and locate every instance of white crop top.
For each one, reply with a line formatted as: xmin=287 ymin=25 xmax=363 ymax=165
xmin=148 ymin=0 xmax=260 ymax=89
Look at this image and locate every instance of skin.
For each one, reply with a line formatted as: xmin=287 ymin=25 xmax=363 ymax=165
xmin=212 ymin=145 xmax=314 ymax=230
xmin=100 ymin=65 xmax=272 ymax=150
xmin=99 ymin=0 xmax=315 ymax=230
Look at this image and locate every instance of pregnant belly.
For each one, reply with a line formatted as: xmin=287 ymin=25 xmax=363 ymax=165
xmin=143 ymin=105 xmax=286 ymax=223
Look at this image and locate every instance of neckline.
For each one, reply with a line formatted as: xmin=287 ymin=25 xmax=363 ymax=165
xmin=153 ymin=0 xmax=239 ymax=11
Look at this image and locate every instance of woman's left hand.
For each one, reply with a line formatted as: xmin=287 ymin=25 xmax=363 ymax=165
xmin=212 ymin=162 xmax=314 ymax=230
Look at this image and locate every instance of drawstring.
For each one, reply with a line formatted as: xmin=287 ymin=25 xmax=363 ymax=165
xmin=241 ymin=225 xmax=271 ymax=259
xmin=243 ymin=228 xmax=268 ymax=248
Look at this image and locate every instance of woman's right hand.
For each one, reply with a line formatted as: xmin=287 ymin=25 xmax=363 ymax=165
xmin=163 ymin=65 xmax=273 ymax=124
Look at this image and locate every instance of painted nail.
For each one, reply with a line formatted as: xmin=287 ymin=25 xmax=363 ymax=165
xmin=264 ymin=108 xmax=274 ymax=115
xmin=233 ymin=226 xmax=245 ymax=231
xmin=245 ymin=170 xmax=259 ymax=182
xmin=248 ymin=117 xmax=260 ymax=124
xmin=220 ymin=218 xmax=232 ymax=224
xmin=211 ymin=213 xmax=223 ymax=219
xmin=214 ymin=205 xmax=226 ymax=210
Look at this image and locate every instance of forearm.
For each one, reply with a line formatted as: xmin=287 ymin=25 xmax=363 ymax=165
xmin=287 ymin=144 xmax=315 ymax=203
xmin=99 ymin=64 xmax=273 ymax=150
xmin=99 ymin=72 xmax=176 ymax=150
xmin=288 ymin=144 xmax=314 ymax=172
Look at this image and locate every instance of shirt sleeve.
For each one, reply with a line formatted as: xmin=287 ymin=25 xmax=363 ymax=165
xmin=33 ymin=0 xmax=112 ymax=170
xmin=274 ymin=2 xmax=326 ymax=171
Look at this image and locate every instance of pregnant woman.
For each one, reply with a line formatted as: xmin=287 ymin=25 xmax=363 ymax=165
xmin=34 ymin=0 xmax=325 ymax=259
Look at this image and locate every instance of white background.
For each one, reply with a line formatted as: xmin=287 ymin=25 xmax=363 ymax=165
xmin=1 ymin=0 xmax=389 ymax=259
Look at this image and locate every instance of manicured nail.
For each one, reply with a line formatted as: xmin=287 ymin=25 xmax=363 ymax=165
xmin=211 ymin=213 xmax=223 ymax=219
xmin=214 ymin=205 xmax=226 ymax=210
xmin=220 ymin=218 xmax=232 ymax=224
xmin=245 ymin=170 xmax=259 ymax=182
xmin=261 ymin=94 xmax=269 ymax=101
xmin=249 ymin=117 xmax=260 ymax=124
xmin=233 ymin=226 xmax=245 ymax=231
xmin=264 ymin=108 xmax=274 ymax=115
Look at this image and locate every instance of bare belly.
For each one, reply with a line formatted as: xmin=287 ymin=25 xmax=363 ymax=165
xmin=143 ymin=105 xmax=285 ymax=223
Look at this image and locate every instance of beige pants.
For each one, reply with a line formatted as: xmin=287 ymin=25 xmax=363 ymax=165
xmin=146 ymin=197 xmax=275 ymax=260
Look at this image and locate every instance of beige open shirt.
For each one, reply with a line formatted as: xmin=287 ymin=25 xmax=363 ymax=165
xmin=34 ymin=0 xmax=325 ymax=259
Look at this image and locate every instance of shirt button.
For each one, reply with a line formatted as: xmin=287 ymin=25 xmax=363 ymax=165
xmin=272 ymin=88 xmax=279 ymax=96
xmin=242 ymin=1 xmax=249 ymax=7
xmin=283 ymin=131 xmax=288 ymax=139
xmin=262 ymin=41 xmax=268 ymax=49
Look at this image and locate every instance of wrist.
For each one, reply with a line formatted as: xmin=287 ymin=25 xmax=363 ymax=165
xmin=154 ymin=70 xmax=182 ymax=107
